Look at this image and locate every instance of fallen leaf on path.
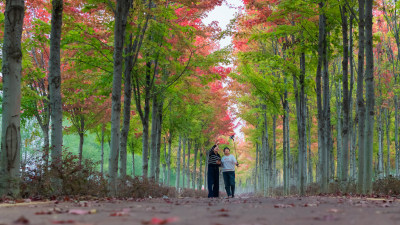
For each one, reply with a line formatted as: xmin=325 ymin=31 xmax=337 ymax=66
xmin=327 ymin=208 xmax=339 ymax=213
xmin=141 ymin=217 xmax=179 ymax=224
xmin=110 ymin=208 xmax=130 ymax=216
xmin=274 ymin=204 xmax=294 ymax=208
xmin=218 ymin=208 xmax=229 ymax=212
xmin=51 ymin=220 xmax=76 ymax=224
xmin=303 ymin=203 xmax=318 ymax=207
xmin=68 ymin=209 xmax=96 ymax=215
xmin=35 ymin=211 xmax=53 ymax=215
xmin=13 ymin=216 xmax=29 ymax=225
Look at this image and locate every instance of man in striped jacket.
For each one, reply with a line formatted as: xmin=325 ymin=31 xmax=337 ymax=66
xmin=207 ymin=142 xmax=222 ymax=198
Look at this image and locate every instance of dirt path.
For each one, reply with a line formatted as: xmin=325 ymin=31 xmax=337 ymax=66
xmin=1 ymin=196 xmax=400 ymax=225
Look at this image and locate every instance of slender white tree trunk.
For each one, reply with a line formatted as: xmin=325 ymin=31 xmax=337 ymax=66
xmin=0 ymin=0 xmax=25 ymax=197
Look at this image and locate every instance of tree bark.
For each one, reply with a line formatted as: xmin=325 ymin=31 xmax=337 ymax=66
xmin=162 ymin=137 xmax=167 ymax=184
xmin=77 ymin=116 xmax=85 ymax=166
xmin=150 ymin=95 xmax=159 ymax=180
xmin=119 ymin=35 xmax=134 ymax=178
xmin=198 ymin=152 xmax=203 ymax=190
xmin=175 ymin=135 xmax=182 ymax=189
xmin=357 ymin=0 xmax=366 ymax=194
xmin=155 ymin=100 xmax=163 ymax=182
xmin=0 ymin=0 xmax=25 ymax=197
xmin=316 ymin=0 xmax=328 ymax=192
xmin=109 ymin=0 xmax=130 ymax=195
xmin=340 ymin=5 xmax=350 ymax=183
xmin=48 ymin=0 xmax=64 ymax=185
xmin=385 ymin=109 xmax=391 ymax=177
xmin=182 ymin=137 xmax=186 ymax=188
xmin=187 ymin=139 xmax=191 ymax=188
xmin=378 ymin=108 xmax=384 ymax=179
xmin=132 ymin=143 xmax=135 ymax=177
xmin=193 ymin=143 xmax=198 ymax=189
xmin=364 ymin=0 xmax=374 ymax=194
xmin=167 ymin=133 xmax=172 ymax=186
xmin=101 ymin=124 xmax=105 ymax=177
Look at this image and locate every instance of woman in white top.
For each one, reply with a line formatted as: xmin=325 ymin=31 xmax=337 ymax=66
xmin=221 ymin=147 xmax=238 ymax=198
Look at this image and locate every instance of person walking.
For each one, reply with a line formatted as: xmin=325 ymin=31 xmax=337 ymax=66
xmin=221 ymin=147 xmax=238 ymax=198
xmin=207 ymin=142 xmax=221 ymax=198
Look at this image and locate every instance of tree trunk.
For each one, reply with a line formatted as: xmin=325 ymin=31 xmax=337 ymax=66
xmin=101 ymin=124 xmax=105 ymax=177
xmin=175 ymin=135 xmax=182 ymax=189
xmin=119 ymin=35 xmax=134 ymax=178
xmin=132 ymin=144 xmax=135 ymax=177
xmin=255 ymin=139 xmax=259 ymax=193
xmin=193 ymin=143 xmax=198 ymax=189
xmin=48 ymin=0 xmax=64 ymax=182
xmin=150 ymin=95 xmax=159 ymax=180
xmin=357 ymin=0 xmax=366 ymax=194
xmin=162 ymin=137 xmax=167 ymax=184
xmin=316 ymin=1 xmax=328 ymax=192
xmin=307 ymin=105 xmax=313 ymax=183
xmin=140 ymin=61 xmax=152 ymax=178
xmin=204 ymin=152 xmax=208 ymax=190
xmin=395 ymin=97 xmax=399 ymax=177
xmin=364 ymin=0 xmax=374 ymax=194
xmin=0 ymin=0 xmax=25 ymax=197
xmin=182 ymin=137 xmax=186 ymax=188
xmin=341 ymin=5 xmax=350 ymax=183
xmin=187 ymin=139 xmax=191 ymax=188
xmin=349 ymin=12 xmax=356 ymax=181
xmin=336 ymin=79 xmax=343 ymax=180
xmin=167 ymin=133 xmax=172 ymax=186
xmin=295 ymin=52 xmax=307 ymax=196
xmin=109 ymin=0 xmax=130 ymax=195
xmin=78 ymin=116 xmax=85 ymax=166
xmin=283 ymin=93 xmax=290 ymax=195
xmin=385 ymin=109 xmax=391 ymax=177
xmin=155 ymin=101 xmax=163 ymax=182
xmin=198 ymin=152 xmax=203 ymax=191
xmin=272 ymin=115 xmax=277 ymax=189
xmin=378 ymin=108 xmax=384 ymax=179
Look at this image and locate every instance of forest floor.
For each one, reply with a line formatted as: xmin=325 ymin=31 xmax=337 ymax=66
xmin=1 ymin=195 xmax=400 ymax=225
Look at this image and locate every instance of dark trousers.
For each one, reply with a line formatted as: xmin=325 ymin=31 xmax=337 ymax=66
xmin=207 ymin=165 xmax=219 ymax=198
xmin=223 ymin=171 xmax=235 ymax=197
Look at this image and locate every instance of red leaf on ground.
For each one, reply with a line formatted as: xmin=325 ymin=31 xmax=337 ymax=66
xmin=218 ymin=208 xmax=229 ymax=212
xmin=13 ymin=216 xmax=29 ymax=224
xmin=51 ymin=220 xmax=75 ymax=224
xmin=142 ymin=217 xmax=179 ymax=224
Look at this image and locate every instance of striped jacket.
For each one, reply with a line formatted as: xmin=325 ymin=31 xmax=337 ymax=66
xmin=208 ymin=145 xmax=221 ymax=167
